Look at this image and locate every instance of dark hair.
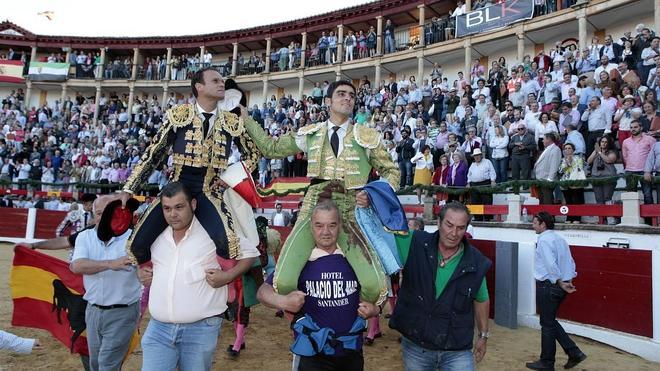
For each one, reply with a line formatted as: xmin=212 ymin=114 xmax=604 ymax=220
xmin=160 ymin=181 xmax=193 ymax=203
xmin=598 ymin=135 xmax=616 ymax=153
xmin=539 ymin=112 xmax=550 ymax=121
xmin=191 ymin=67 xmax=219 ymax=98
xmin=326 ymin=80 xmax=356 ymax=99
xmin=561 ymin=102 xmax=573 ymax=109
xmin=420 ymin=144 xmax=431 ymax=153
xmin=437 ymin=201 xmax=471 ymax=225
xmin=533 ymin=211 xmax=555 ymax=230
xmin=563 ymin=142 xmax=576 ymax=151
xmin=544 ymin=132 xmax=557 ymax=142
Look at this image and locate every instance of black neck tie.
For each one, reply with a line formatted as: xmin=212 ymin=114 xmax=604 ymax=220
xmin=202 ymin=112 xmax=213 ymax=137
xmin=331 ymin=126 xmax=340 ymax=157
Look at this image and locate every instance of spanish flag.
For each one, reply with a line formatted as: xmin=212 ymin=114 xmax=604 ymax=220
xmin=10 ymin=245 xmax=89 ymax=355
xmin=0 ymin=60 xmax=25 ymax=84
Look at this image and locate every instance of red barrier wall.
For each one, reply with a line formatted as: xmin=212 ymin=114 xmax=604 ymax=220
xmin=34 ymin=210 xmax=67 ymax=239
xmin=559 ymin=245 xmax=652 ymax=337
xmin=471 ymin=239 xmax=496 ymax=319
xmin=0 ymin=208 xmax=28 ymax=238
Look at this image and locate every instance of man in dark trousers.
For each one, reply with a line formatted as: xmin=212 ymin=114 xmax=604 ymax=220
xmin=389 ymin=202 xmax=491 ymax=370
xmin=508 ymin=123 xmax=536 ymax=181
xmin=526 ymin=212 xmax=587 ymax=370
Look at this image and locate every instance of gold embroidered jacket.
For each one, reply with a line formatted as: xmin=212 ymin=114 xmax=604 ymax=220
xmin=123 ymin=104 xmax=260 ymax=194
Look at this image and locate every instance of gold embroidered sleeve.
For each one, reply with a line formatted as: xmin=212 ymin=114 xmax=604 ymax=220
xmin=123 ymin=118 xmax=175 ymax=193
xmin=368 ymin=141 xmax=400 ymax=189
xmin=243 ymin=117 xmax=300 ymax=159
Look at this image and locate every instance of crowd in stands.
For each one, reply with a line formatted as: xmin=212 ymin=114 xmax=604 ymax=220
xmin=1 ymin=20 xmax=659 ymax=224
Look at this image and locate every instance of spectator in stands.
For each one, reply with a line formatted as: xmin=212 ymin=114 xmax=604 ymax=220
xmin=588 ymin=135 xmax=618 ymax=216
xmin=644 ymin=139 xmax=660 ymax=204
xmin=582 ymin=96 xmax=612 ymax=156
xmin=489 ymin=125 xmax=510 ymax=184
xmin=411 ymin=145 xmax=434 ymax=204
xmin=397 ymin=128 xmax=415 ymax=189
xmin=622 ymin=121 xmax=656 ymax=206
xmin=467 ymin=148 xmax=496 ymax=219
xmin=559 ymin=142 xmax=586 ymax=223
xmin=533 ymin=133 xmax=562 ymax=204
xmin=446 ymin=151 xmax=468 ymax=202
xmin=509 ymin=123 xmax=536 ymax=181
xmin=600 ymin=34 xmax=623 ymax=64
xmin=384 ymin=19 xmax=396 ymax=54
xmin=271 ymin=202 xmax=292 ymax=227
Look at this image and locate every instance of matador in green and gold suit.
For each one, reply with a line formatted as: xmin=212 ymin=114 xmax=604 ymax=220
xmin=244 ymin=111 xmax=399 ymax=304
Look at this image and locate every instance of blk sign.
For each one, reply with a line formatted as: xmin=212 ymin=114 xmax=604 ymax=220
xmin=456 ymin=0 xmax=535 ymax=38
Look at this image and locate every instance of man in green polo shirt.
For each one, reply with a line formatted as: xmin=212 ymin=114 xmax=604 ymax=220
xmin=388 ymin=202 xmax=491 ymax=371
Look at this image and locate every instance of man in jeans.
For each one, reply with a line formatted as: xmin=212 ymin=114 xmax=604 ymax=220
xmin=526 ymin=212 xmax=587 ymax=370
xmin=622 ymin=120 xmax=656 ymax=206
xmin=397 ymin=127 xmax=415 ymax=189
xmin=138 ymin=182 xmax=258 ymax=371
xmin=390 ymin=202 xmax=491 ymax=370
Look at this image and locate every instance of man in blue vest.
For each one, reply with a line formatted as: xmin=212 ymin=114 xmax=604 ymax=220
xmin=388 ymin=201 xmax=491 ymax=370
xmin=257 ymin=199 xmax=379 ymax=371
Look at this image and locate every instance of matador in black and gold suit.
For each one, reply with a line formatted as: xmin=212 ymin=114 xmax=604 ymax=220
xmin=123 ymin=103 xmax=261 ymax=264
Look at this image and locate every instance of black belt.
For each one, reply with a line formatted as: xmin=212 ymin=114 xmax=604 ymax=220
xmin=92 ymin=303 xmax=130 ymax=310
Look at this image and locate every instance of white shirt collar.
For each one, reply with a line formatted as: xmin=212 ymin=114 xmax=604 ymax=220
xmin=196 ymin=103 xmax=216 ymax=117
xmin=327 ymin=119 xmax=349 ymax=133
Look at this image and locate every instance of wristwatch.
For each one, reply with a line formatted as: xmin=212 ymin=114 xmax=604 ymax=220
xmin=478 ymin=331 xmax=490 ymax=340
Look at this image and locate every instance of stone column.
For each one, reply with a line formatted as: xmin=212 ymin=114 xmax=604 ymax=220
xmin=165 ymin=47 xmax=172 ymax=80
xmin=262 ymin=78 xmax=268 ymax=103
xmin=298 ymin=73 xmax=305 ymax=100
xmin=127 ymin=84 xmax=135 ymax=124
xmin=417 ymin=53 xmax=424 ymax=81
xmin=30 ymin=45 xmax=37 ymax=66
xmin=300 ymin=32 xmax=308 ymax=68
xmin=466 ymin=0 xmax=472 ymax=12
xmin=131 ymin=48 xmax=139 ymax=80
xmin=93 ymin=85 xmax=102 ymax=124
xmin=619 ymin=192 xmax=646 ymax=226
xmin=337 ymin=24 xmax=344 ymax=63
xmin=199 ymin=45 xmax=205 ymax=69
xmin=517 ymin=31 xmax=525 ymax=65
xmin=60 ymin=82 xmax=67 ymax=103
xmin=464 ymin=39 xmax=472 ymax=78
xmin=418 ymin=4 xmax=426 ymax=47
xmin=265 ymin=37 xmax=272 ymax=73
xmin=231 ymin=42 xmax=238 ymax=76
xmin=506 ymin=194 xmax=523 ymax=223
xmin=656 ymin=1 xmax=660 ymax=40
xmin=98 ymin=47 xmax=106 ymax=79
xmin=24 ymin=81 xmax=32 ymax=109
xmin=374 ymin=61 xmax=382 ymax=87
xmin=162 ymin=83 xmax=169 ymax=108
xmin=376 ymin=16 xmax=383 ymax=55
xmin=576 ymin=7 xmax=588 ymax=52
xmin=335 ymin=69 xmax=342 ymax=82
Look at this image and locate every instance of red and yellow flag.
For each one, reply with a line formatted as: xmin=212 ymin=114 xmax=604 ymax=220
xmin=0 ymin=60 xmax=25 ymax=83
xmin=10 ymin=245 xmax=89 ymax=355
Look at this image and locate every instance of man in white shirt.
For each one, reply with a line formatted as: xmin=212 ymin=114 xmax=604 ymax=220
xmin=466 ymin=148 xmax=496 ymax=220
xmin=271 ymin=202 xmax=292 ymax=226
xmin=138 ymin=182 xmax=258 ymax=371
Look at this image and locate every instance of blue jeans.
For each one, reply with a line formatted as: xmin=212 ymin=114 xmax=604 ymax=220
xmin=626 ymin=171 xmax=654 ymax=205
xmin=536 ymin=281 xmax=581 ymax=365
xmin=385 ymin=36 xmax=395 ymax=53
xmin=141 ymin=316 xmax=222 ymax=371
xmin=399 ymin=160 xmax=413 ymax=189
xmin=401 ymin=337 xmax=475 ymax=371
xmin=493 ymin=157 xmax=509 ymax=183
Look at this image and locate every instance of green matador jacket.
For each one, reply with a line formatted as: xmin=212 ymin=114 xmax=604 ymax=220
xmin=244 ymin=117 xmax=400 ymax=304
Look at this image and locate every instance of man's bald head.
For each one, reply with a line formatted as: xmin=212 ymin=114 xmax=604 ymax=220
xmin=92 ymin=195 xmax=113 ymax=225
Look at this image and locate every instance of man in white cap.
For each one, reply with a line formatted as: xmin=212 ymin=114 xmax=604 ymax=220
xmin=466 ymin=148 xmax=496 ymax=221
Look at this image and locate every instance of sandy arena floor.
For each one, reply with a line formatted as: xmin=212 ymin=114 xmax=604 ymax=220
xmin=0 ymin=244 xmax=657 ymax=370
